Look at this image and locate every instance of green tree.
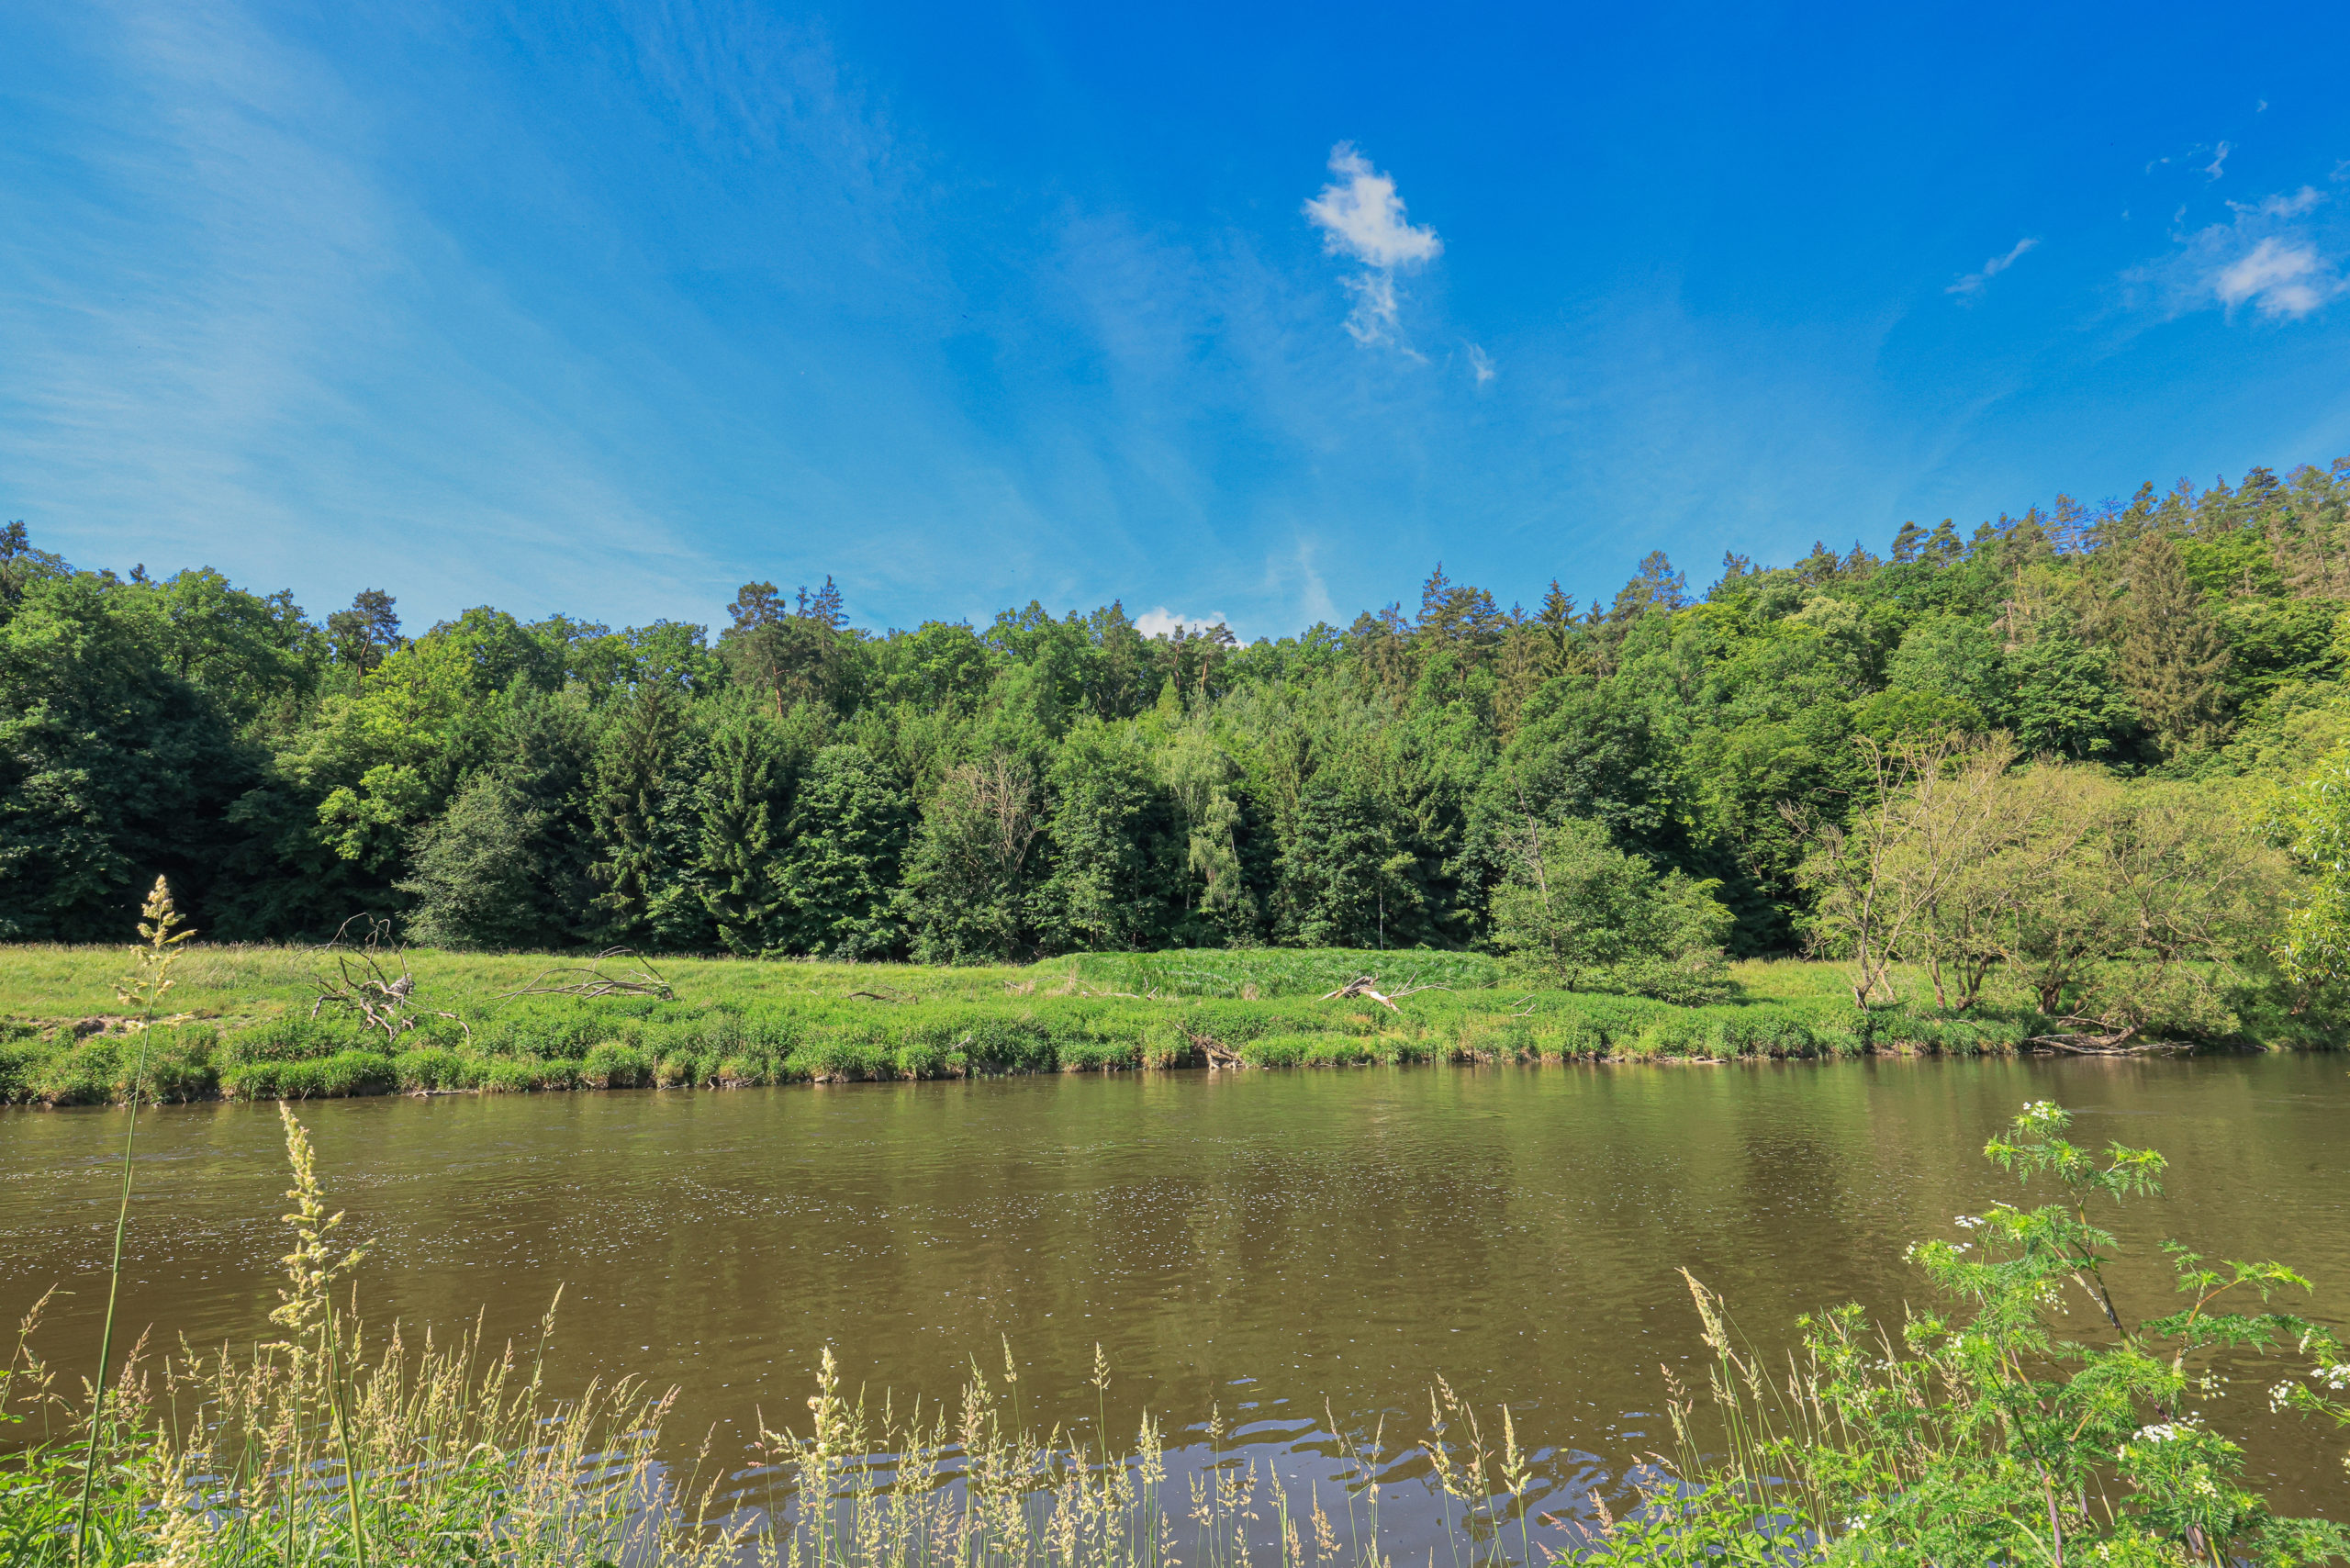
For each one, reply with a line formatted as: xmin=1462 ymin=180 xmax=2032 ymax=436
xmin=397 ymin=774 xmax=544 ymax=949
xmin=777 ymin=745 xmax=913 ymax=957
xmin=1275 ymin=774 xmax=1418 ymax=948
xmin=0 ymin=574 xmax=258 ymax=939
xmin=324 ymin=589 xmax=400 ymax=687
xmin=1489 ymin=816 xmax=1733 ymax=1001
xmin=2116 ymin=533 xmax=2230 ymax=752
xmin=898 ymin=756 xmax=1040 ymax=962
xmin=1043 ymin=722 xmax=1181 ymax=951
xmin=587 ymin=681 xmax=702 ymax=946
xmin=693 ymin=705 xmax=801 ymax=955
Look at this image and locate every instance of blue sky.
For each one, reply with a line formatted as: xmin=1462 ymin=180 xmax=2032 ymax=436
xmin=6 ymin=2 xmax=2350 ymax=640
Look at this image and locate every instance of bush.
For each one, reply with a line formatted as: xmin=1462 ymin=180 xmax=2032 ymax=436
xmin=581 ymin=1040 xmax=655 ymax=1088
xmin=1489 ymin=818 xmax=1735 ymax=1002
xmin=224 ymin=1050 xmax=396 ymax=1100
xmin=220 ymin=1014 xmax=377 ymax=1066
xmin=394 ymin=1047 xmax=474 ymax=1092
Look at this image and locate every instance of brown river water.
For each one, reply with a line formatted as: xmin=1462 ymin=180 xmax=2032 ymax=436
xmin=3 ymin=1054 xmax=2345 ymax=1543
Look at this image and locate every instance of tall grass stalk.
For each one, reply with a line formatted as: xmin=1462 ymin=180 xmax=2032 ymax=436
xmin=71 ymin=877 xmax=190 ymax=1568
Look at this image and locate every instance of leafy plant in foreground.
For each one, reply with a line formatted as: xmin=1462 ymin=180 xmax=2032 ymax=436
xmin=1579 ymin=1101 xmax=2350 ymax=1565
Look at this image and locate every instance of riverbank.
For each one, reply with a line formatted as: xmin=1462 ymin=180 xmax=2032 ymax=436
xmin=0 ymin=944 xmax=2324 ymax=1106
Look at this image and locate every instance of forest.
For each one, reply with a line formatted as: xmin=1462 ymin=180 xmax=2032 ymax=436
xmin=4 ymin=460 xmax=2348 ymax=979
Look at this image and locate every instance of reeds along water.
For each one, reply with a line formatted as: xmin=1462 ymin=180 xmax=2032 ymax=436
xmin=5 ymin=1101 xmax=1561 ymax=1568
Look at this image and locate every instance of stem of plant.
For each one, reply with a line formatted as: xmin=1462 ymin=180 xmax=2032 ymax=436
xmin=73 ymin=1029 xmax=151 ymax=1568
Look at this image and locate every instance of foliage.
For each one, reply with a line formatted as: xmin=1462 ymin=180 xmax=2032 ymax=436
xmin=1576 ymin=1102 xmax=2350 ymax=1565
xmin=1798 ymin=736 xmax=2288 ymax=1034
xmin=2274 ymin=742 xmax=2350 ymax=988
xmin=1489 ymin=818 xmax=1733 ymax=1002
xmin=6 ymin=459 xmax=2350 ymax=966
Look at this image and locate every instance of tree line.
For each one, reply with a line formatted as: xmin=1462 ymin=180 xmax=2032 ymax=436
xmin=3 ymin=458 xmax=2346 ymax=965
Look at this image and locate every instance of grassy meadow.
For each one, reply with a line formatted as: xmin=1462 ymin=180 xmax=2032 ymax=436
xmin=0 ymin=941 xmax=2311 ymax=1108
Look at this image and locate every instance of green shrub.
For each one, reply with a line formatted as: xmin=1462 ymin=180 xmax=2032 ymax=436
xmin=0 ymin=1038 xmax=43 ymax=1101
xmin=225 ymin=1050 xmax=396 ymax=1100
xmin=220 ymin=1014 xmax=376 ymax=1066
xmin=394 ymin=1047 xmax=475 ymax=1092
xmin=581 ymin=1040 xmax=655 ymax=1088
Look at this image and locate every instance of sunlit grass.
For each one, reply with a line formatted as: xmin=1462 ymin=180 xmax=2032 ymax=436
xmin=4 ymin=943 xmax=2277 ymax=1108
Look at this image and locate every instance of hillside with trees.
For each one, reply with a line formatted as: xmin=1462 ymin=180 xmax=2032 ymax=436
xmin=5 ymin=462 xmax=2348 ymax=977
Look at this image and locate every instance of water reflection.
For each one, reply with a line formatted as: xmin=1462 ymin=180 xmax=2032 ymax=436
xmin=3 ymin=1053 xmax=2344 ymax=1538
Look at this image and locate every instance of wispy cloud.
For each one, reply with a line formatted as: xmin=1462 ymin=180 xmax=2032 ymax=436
xmin=2204 ymin=140 xmax=2233 ymax=180
xmin=1340 ymin=268 xmax=1400 ymax=344
xmin=1946 ymin=237 xmax=2039 ymax=297
xmin=2128 ymin=183 xmax=2344 ymax=320
xmin=1304 ymin=142 xmax=1438 ymax=346
xmin=1467 ymin=342 xmax=1495 ymax=385
xmin=2234 ymin=185 xmax=2323 ymax=218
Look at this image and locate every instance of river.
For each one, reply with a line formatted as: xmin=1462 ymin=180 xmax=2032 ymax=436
xmin=4 ymin=1054 xmax=2345 ymax=1542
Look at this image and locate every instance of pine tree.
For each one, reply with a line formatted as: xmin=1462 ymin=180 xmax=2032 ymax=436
xmin=588 ymin=681 xmax=693 ymax=939
xmin=777 ymin=745 xmax=913 ymax=957
xmin=695 ymin=707 xmax=792 ymax=954
xmin=1889 ymin=521 xmax=1926 ymax=564
xmin=2115 ymin=533 xmax=2230 ymax=753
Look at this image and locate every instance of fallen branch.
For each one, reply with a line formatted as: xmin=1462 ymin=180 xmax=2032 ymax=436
xmin=310 ymin=915 xmax=471 ymax=1044
xmin=499 ymin=948 xmax=675 ymax=1003
xmin=1316 ymin=974 xmax=1452 ymax=1013
xmin=1181 ymin=1026 xmax=1247 ymax=1070
xmin=2025 ymin=1019 xmax=2160 ymax=1053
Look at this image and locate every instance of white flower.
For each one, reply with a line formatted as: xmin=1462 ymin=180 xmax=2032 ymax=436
xmin=2132 ymin=1422 xmax=2192 ymax=1443
xmin=2321 ymin=1363 xmax=2350 ymax=1392
xmin=2271 ymin=1381 xmax=2300 ymax=1412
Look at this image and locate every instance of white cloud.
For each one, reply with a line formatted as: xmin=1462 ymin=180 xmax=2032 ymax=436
xmin=2127 ymin=180 xmax=2346 ymax=322
xmin=1467 ymin=342 xmax=1495 ymax=385
xmin=1133 ymin=606 xmax=1232 ymax=639
xmin=2214 ymin=237 xmax=2338 ymax=318
xmin=2204 ymin=140 xmax=2232 ymax=180
xmin=2232 ymin=185 xmax=2323 ymax=218
xmin=1946 ymin=237 xmax=2039 ymax=297
xmin=1304 ymin=143 xmax=1441 ymax=268
xmin=1304 ymin=142 xmax=1439 ymax=349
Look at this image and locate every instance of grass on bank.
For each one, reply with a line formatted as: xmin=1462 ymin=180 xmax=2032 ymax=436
xmin=0 ymin=943 xmax=2323 ymax=1108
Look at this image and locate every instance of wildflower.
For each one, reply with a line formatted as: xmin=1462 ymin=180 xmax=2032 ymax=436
xmin=2131 ymin=1422 xmax=2192 ymax=1443
xmin=2271 ymin=1381 xmax=2300 ymax=1412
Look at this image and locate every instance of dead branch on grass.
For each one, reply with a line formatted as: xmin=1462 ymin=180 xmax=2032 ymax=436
xmin=1315 ymin=974 xmax=1452 ymax=1013
xmin=309 ymin=916 xmax=471 ymax=1043
xmin=1181 ymin=1026 xmax=1247 ymax=1070
xmin=499 ymin=948 xmax=675 ymax=1003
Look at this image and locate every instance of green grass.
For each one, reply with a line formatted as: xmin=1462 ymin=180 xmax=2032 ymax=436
xmin=0 ymin=944 xmax=2288 ymax=1107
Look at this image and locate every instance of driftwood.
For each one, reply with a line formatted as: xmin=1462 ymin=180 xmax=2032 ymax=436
xmin=499 ymin=948 xmax=675 ymax=1003
xmin=309 ymin=916 xmax=471 ymax=1043
xmin=1316 ymin=974 xmax=1453 ymax=1014
xmin=1181 ymin=1026 xmax=1247 ymax=1070
xmin=2025 ymin=1021 xmax=2180 ymax=1055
